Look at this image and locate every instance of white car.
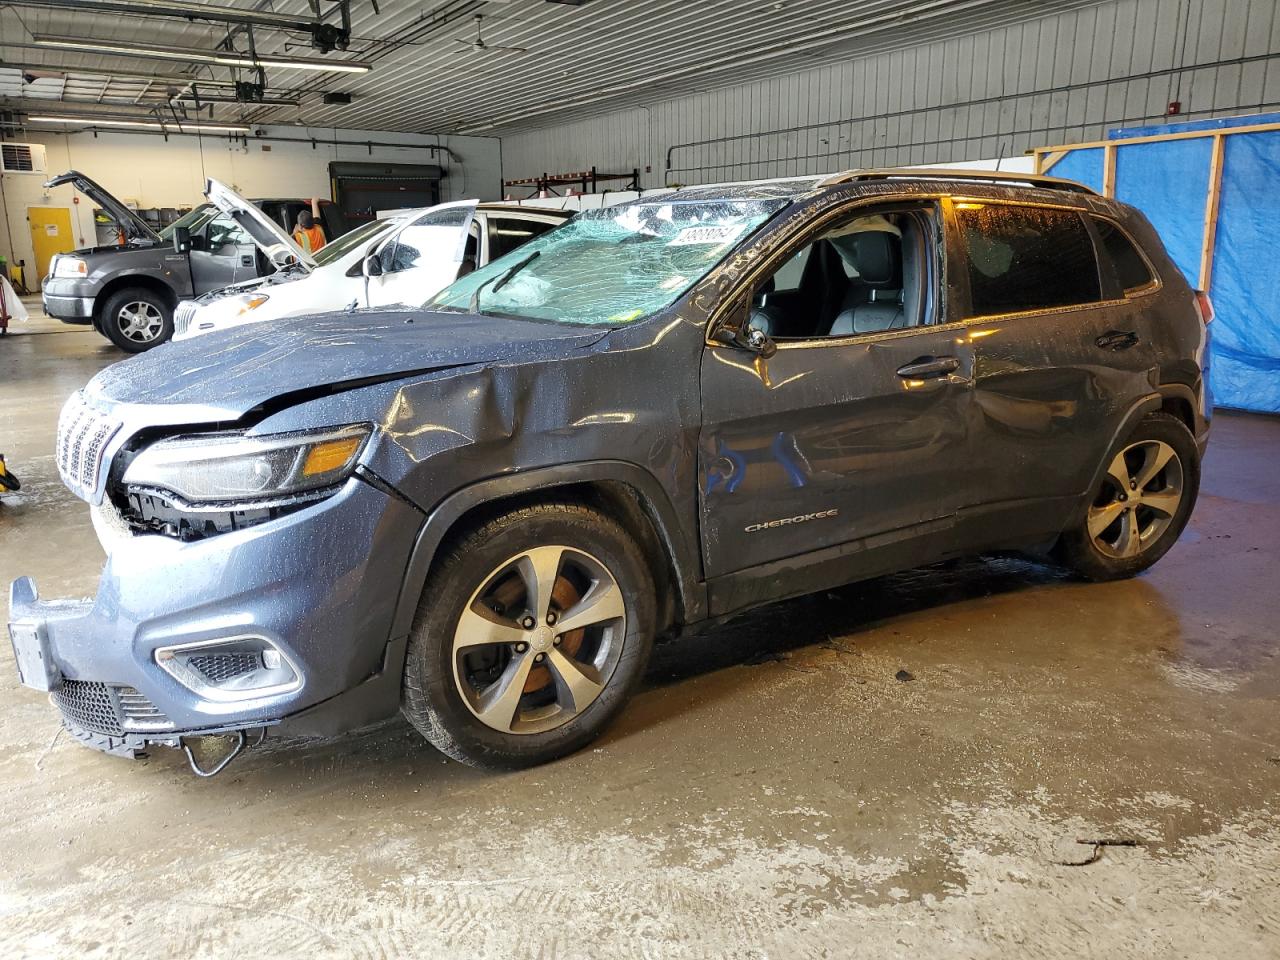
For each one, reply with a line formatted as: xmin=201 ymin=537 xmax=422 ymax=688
xmin=174 ymin=186 xmax=572 ymax=340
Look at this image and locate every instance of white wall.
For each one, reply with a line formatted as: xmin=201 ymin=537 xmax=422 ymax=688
xmin=500 ymin=0 xmax=1280 ymax=189
xmin=0 ymin=124 xmax=501 ymax=274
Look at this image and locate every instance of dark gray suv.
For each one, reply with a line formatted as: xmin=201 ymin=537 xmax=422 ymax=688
xmin=9 ymin=170 xmax=1211 ymax=774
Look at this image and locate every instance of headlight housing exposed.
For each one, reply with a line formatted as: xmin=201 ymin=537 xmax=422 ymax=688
xmin=52 ymin=256 xmax=87 ymax=279
xmin=122 ymin=424 xmax=371 ymax=506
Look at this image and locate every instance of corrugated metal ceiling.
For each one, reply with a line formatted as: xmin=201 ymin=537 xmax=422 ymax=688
xmin=0 ymin=0 xmax=1113 ymax=135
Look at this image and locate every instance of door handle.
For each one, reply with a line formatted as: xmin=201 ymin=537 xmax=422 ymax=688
xmin=896 ymin=355 xmax=960 ymax=379
xmin=1095 ymin=329 xmax=1140 ymax=351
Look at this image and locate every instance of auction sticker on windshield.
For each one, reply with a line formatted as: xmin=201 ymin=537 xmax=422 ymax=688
xmin=668 ymin=224 xmax=747 ymax=246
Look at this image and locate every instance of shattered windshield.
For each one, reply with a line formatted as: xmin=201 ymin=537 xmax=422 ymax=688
xmin=428 ymin=198 xmax=788 ymax=326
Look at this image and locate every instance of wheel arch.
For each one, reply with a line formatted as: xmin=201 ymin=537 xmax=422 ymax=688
xmin=93 ymin=274 xmax=179 ymax=325
xmin=388 ymin=461 xmax=707 ymax=644
xmin=1156 ymin=382 xmax=1198 ymax=434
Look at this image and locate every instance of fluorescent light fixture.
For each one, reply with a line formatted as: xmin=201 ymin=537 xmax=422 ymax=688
xmin=19 ymin=0 xmax=318 ymax=31
xmin=28 ymin=114 xmax=251 ymax=133
xmin=33 ymin=35 xmax=372 ymax=73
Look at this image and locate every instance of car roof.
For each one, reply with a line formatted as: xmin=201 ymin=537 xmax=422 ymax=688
xmin=624 ymin=168 xmax=1099 ymax=206
xmin=475 ymin=203 xmax=574 ymax=218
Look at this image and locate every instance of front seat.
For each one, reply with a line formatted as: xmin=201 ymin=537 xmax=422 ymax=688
xmin=829 ymin=231 xmax=905 ymax=336
xmin=748 ymin=275 xmax=784 ymax=335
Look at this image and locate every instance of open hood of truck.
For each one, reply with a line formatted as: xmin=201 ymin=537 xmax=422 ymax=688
xmin=205 ymin=177 xmax=315 ymax=271
xmin=45 ymin=170 xmax=160 ymax=243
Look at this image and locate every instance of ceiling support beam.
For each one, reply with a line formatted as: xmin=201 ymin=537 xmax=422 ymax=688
xmin=6 ymin=0 xmax=318 ymax=31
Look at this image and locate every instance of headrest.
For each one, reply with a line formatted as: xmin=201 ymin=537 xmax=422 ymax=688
xmin=849 ymin=231 xmax=898 ymax=286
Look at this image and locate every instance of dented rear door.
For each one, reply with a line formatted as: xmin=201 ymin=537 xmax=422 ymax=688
xmin=953 ymin=200 xmax=1162 ymax=518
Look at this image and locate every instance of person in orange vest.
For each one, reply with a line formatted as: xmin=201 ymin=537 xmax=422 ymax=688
xmin=292 ymin=199 xmax=327 ymax=254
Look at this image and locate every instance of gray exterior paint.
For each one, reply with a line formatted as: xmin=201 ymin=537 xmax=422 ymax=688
xmin=9 ymin=174 xmax=1210 ymax=762
xmin=501 ymin=0 xmax=1280 ymax=186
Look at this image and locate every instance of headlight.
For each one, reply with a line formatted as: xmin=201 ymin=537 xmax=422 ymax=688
xmin=123 ymin=424 xmax=371 ymax=505
xmin=235 ymin=293 xmax=269 ymax=316
xmin=52 ymin=256 xmax=87 ymax=279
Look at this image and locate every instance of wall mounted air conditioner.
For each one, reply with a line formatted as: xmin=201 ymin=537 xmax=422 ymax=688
xmin=0 ymin=142 xmax=48 ymax=175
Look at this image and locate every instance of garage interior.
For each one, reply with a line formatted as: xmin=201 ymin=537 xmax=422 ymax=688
xmin=2 ymin=1 xmax=1280 ymax=957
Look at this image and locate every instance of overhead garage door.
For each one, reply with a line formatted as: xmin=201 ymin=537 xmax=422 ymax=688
xmin=329 ymin=161 xmax=444 ymax=232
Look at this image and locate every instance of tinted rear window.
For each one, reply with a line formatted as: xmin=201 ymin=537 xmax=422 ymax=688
xmin=957 ymin=204 xmax=1100 ymax=316
xmin=1091 ymin=216 xmax=1155 ymax=293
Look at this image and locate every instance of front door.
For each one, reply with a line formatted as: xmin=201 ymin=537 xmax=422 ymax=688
xmin=698 ymin=201 xmax=975 ymax=578
xmin=365 ymin=201 xmax=478 ymax=308
xmin=28 ymin=207 xmax=74 ymax=283
xmin=190 ymin=214 xmax=261 ymax=292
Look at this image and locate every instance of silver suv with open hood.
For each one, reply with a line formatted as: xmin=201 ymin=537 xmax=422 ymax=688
xmin=40 ymin=171 xmax=340 ymax=352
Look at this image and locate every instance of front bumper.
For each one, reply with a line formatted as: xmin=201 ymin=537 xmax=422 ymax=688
xmin=41 ymin=290 xmax=95 ymax=323
xmin=8 ymin=477 xmax=423 ymax=757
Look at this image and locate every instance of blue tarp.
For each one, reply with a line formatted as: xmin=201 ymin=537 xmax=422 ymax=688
xmin=1051 ymin=147 xmax=1105 ymax=193
xmin=1109 ymin=112 xmax=1280 ymax=140
xmin=1114 ymin=138 xmax=1213 ymax=286
xmin=1049 ymin=114 xmax=1280 ymax=413
xmin=1207 ymin=129 xmax=1280 ymax=413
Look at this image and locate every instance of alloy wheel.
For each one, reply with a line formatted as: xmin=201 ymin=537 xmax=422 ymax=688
xmin=117 ymin=301 xmax=164 ymax=344
xmin=1088 ymin=439 xmax=1185 ymax=559
xmin=452 ymin=545 xmax=626 ymax=735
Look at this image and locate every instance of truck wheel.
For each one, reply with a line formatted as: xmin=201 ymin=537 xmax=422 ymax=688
xmin=402 ymin=502 xmax=656 ymax=769
xmin=100 ymin=287 xmax=173 ymax=352
xmin=1057 ymin=412 xmax=1199 ymax=581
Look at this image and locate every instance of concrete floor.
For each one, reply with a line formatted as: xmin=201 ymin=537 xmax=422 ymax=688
xmin=1 ymin=312 xmax=1278 ymax=959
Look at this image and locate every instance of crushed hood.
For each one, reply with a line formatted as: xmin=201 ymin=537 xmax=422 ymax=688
xmin=45 ymin=170 xmax=160 ymax=243
xmin=85 ymin=309 xmax=610 ymax=421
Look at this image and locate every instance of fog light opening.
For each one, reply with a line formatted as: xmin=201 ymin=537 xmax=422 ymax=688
xmin=155 ymin=636 xmax=301 ymax=702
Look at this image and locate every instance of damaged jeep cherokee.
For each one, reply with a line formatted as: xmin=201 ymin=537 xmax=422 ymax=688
xmin=9 ymin=169 xmax=1211 ymax=774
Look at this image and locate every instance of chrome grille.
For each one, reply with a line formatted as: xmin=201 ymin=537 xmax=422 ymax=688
xmin=173 ymin=300 xmax=199 ymax=338
xmin=56 ymin=393 xmax=119 ymax=501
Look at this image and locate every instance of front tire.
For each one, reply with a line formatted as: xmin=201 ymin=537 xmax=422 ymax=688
xmin=402 ymin=502 xmax=656 ymax=769
xmin=100 ymin=287 xmax=173 ymax=352
xmin=1057 ymin=411 xmax=1200 ymax=581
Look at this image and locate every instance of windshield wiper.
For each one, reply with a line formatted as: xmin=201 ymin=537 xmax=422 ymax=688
xmin=470 ymin=249 xmax=541 ymax=313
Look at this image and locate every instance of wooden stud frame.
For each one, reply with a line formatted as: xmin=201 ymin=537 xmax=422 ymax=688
xmin=1199 ymin=134 xmax=1227 ymax=291
xmin=1033 ymin=118 xmax=1280 ymax=293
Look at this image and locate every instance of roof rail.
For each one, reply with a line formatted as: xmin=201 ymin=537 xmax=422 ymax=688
xmin=815 ymin=167 xmax=1098 ymax=195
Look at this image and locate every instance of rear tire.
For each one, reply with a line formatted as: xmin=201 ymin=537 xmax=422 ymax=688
xmin=1057 ymin=412 xmax=1199 ymax=581
xmin=100 ymin=287 xmax=173 ymax=352
xmin=402 ymin=502 xmax=656 ymax=769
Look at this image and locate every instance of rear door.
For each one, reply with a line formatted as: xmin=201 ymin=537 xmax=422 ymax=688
xmin=365 ymin=200 xmax=478 ymax=308
xmin=953 ymin=200 xmax=1163 ymax=516
xmin=698 ymin=199 xmax=976 ymax=579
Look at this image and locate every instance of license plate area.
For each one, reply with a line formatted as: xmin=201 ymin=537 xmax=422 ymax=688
xmin=8 ymin=620 xmax=60 ymax=692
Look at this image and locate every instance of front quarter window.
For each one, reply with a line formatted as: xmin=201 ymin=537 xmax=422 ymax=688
xmin=428 ymin=199 xmax=787 ymax=326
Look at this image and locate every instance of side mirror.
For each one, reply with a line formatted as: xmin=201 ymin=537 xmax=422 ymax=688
xmin=746 ymin=326 xmax=778 ymax=359
xmin=710 ymin=321 xmax=777 ymax=359
xmin=172 ymin=225 xmax=191 ymax=254
xmin=363 ymin=253 xmax=383 ymax=278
